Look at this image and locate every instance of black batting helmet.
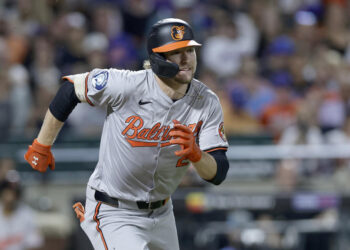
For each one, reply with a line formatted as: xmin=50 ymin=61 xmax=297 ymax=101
xmin=147 ymin=18 xmax=201 ymax=78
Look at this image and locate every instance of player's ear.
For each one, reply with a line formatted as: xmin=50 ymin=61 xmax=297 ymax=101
xmin=149 ymin=53 xmax=179 ymax=78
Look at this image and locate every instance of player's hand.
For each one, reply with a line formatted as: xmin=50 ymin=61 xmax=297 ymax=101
xmin=24 ymin=139 xmax=55 ymax=173
xmin=73 ymin=202 xmax=85 ymax=223
xmin=169 ymin=120 xmax=202 ymax=163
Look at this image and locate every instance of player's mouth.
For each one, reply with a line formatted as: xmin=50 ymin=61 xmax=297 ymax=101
xmin=179 ymin=67 xmax=191 ymax=72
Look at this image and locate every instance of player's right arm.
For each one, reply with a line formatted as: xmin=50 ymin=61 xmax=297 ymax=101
xmin=24 ymin=73 xmax=88 ymax=172
xmin=25 ymin=69 xmax=129 ymax=172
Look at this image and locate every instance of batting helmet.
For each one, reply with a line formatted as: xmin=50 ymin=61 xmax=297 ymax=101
xmin=147 ymin=18 xmax=201 ymax=78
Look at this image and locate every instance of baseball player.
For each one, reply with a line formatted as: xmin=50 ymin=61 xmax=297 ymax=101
xmin=24 ymin=18 xmax=229 ymax=250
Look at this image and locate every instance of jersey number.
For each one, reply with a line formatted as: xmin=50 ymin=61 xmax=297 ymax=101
xmin=176 ymin=156 xmax=189 ymax=167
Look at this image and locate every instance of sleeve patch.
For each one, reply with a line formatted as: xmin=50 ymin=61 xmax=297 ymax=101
xmin=92 ymin=71 xmax=109 ymax=90
xmin=218 ymin=122 xmax=227 ymax=142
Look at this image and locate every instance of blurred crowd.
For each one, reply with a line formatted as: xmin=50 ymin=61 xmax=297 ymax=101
xmin=2 ymin=1 xmax=350 ymax=249
xmin=1 ymin=0 xmax=350 ymax=145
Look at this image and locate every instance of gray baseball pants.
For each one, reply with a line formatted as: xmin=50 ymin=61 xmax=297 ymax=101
xmin=80 ymin=186 xmax=180 ymax=250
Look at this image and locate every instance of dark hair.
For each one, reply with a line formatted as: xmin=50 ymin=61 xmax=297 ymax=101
xmin=0 ymin=171 xmax=22 ymax=198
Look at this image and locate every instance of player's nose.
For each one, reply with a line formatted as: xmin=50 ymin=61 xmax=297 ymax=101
xmin=180 ymin=52 xmax=189 ymax=64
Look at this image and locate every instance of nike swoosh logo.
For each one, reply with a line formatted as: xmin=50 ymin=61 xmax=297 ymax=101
xmin=138 ymin=100 xmax=152 ymax=105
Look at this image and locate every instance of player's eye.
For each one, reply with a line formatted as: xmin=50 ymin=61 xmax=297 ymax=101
xmin=186 ymin=47 xmax=195 ymax=53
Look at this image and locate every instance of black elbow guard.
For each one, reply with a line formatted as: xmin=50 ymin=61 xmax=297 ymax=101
xmin=49 ymin=80 xmax=80 ymax=122
xmin=207 ymin=150 xmax=229 ymax=185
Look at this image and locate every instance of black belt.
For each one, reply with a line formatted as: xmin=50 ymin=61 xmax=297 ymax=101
xmin=94 ymin=190 xmax=169 ymax=210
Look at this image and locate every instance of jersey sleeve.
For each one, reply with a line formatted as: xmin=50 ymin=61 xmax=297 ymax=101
xmin=199 ymin=96 xmax=229 ymax=152
xmin=85 ymin=68 xmax=131 ymax=107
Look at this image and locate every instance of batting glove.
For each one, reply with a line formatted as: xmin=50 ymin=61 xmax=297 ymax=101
xmin=169 ymin=120 xmax=202 ymax=163
xmin=24 ymin=139 xmax=55 ymax=173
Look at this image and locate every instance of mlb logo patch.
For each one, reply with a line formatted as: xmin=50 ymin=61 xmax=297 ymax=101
xmin=92 ymin=71 xmax=109 ymax=90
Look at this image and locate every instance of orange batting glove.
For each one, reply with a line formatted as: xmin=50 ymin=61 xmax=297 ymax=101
xmin=24 ymin=139 xmax=55 ymax=173
xmin=73 ymin=202 xmax=85 ymax=223
xmin=169 ymin=120 xmax=202 ymax=163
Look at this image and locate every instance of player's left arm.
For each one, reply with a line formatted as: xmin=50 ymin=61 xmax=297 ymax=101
xmin=169 ymin=120 xmax=229 ymax=185
xmin=192 ymin=149 xmax=229 ymax=185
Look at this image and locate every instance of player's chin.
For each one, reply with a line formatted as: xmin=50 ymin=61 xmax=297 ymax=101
xmin=175 ymin=70 xmax=193 ymax=84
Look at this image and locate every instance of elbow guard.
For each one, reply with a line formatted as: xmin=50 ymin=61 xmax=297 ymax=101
xmin=49 ymin=81 xmax=80 ymax=122
xmin=207 ymin=150 xmax=229 ymax=185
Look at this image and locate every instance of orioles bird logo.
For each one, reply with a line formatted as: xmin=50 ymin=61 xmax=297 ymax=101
xmin=171 ymin=25 xmax=185 ymax=41
xmin=218 ymin=122 xmax=227 ymax=142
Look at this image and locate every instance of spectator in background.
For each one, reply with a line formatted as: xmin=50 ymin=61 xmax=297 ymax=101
xmin=292 ymin=10 xmax=320 ymax=57
xmin=260 ymin=71 xmax=297 ymax=140
xmin=313 ymin=49 xmax=346 ymax=133
xmin=90 ymin=4 xmax=123 ymax=40
xmin=82 ymin=32 xmax=109 ymax=70
xmin=0 ymin=171 xmax=44 ymax=250
xmin=287 ymin=52 xmax=314 ymax=97
xmin=261 ymin=35 xmax=295 ymax=83
xmin=200 ymin=68 xmax=262 ymax=136
xmin=201 ymin=7 xmax=258 ymax=79
xmin=89 ymin=4 xmax=140 ymax=69
xmin=54 ymin=12 xmax=88 ymax=75
xmin=120 ymin=0 xmax=155 ymax=45
xmin=64 ymin=32 xmax=109 ymax=138
xmin=278 ymin=101 xmax=323 ymax=145
xmin=0 ymin=158 xmax=15 ymax=183
xmin=252 ymin=2 xmax=283 ymax=59
xmin=323 ymin=1 xmax=349 ymax=56
xmin=28 ymin=35 xmax=60 ymax=134
xmin=226 ymin=56 xmax=275 ymax=120
xmin=8 ymin=64 xmax=32 ymax=137
xmin=0 ymin=68 xmax=12 ymax=142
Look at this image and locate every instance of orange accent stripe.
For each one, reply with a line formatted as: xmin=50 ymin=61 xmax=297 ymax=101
xmin=94 ymin=202 xmax=108 ymax=250
xmin=205 ymin=147 xmax=228 ymax=153
xmin=126 ymin=139 xmax=158 ymax=147
xmin=126 ymin=139 xmax=173 ymax=147
xmin=160 ymin=142 xmax=171 ymax=147
xmin=62 ymin=76 xmax=74 ymax=84
xmin=85 ymin=73 xmax=94 ymax=106
xmin=152 ymin=40 xmax=201 ymax=53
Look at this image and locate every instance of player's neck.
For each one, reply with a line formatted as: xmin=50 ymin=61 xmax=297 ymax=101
xmin=155 ymin=75 xmax=189 ymax=100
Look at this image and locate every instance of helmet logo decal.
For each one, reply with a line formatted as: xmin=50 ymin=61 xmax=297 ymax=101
xmin=171 ymin=25 xmax=185 ymax=41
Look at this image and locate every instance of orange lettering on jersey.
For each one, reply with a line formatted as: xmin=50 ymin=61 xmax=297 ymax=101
xmin=123 ymin=116 xmax=202 ymax=148
xmin=161 ymin=126 xmax=171 ymax=141
xmin=193 ymin=121 xmax=203 ymax=136
xmin=122 ymin=116 xmax=143 ymax=139
xmin=152 ymin=126 xmax=164 ymax=140
xmin=188 ymin=123 xmax=196 ymax=131
xmin=137 ymin=128 xmax=150 ymax=139
xmin=147 ymin=123 xmax=161 ymax=140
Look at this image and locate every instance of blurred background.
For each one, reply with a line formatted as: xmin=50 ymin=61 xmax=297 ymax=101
xmin=1 ymin=0 xmax=350 ymax=249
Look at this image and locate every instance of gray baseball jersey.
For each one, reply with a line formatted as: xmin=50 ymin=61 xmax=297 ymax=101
xmin=73 ymin=68 xmax=228 ymax=201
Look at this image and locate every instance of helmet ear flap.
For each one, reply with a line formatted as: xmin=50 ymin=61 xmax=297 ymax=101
xmin=149 ymin=53 xmax=179 ymax=78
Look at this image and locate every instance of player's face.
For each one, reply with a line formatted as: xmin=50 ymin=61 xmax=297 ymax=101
xmin=164 ymin=47 xmax=197 ymax=84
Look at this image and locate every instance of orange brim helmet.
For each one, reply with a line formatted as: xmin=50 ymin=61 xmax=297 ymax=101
xmin=147 ymin=18 xmax=201 ymax=78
